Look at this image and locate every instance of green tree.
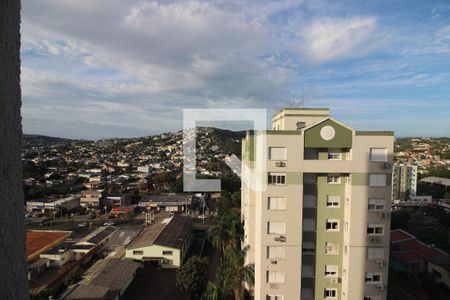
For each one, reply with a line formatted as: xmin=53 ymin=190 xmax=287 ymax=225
xmin=176 ymin=256 xmax=208 ymax=299
xmin=215 ymin=247 xmax=254 ymax=300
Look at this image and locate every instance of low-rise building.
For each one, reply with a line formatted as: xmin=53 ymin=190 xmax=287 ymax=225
xmin=80 ymin=189 xmax=105 ymax=208
xmin=425 ymin=256 xmax=450 ymax=289
xmin=138 ymin=193 xmax=191 ymax=212
xmin=125 ymin=214 xmax=192 ymax=268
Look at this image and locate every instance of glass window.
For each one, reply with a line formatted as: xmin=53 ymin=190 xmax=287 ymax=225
xmin=267 ymin=295 xmax=284 ymax=300
xmin=267 ymin=246 xmax=285 ymax=259
xmin=324 ymin=288 xmax=337 ymax=299
xmin=269 ymin=147 xmax=287 ymax=160
xmin=133 ymin=250 xmax=143 ymax=255
xmin=268 ymin=222 xmax=285 ymax=235
xmin=325 ymin=242 xmax=339 ymax=255
xmin=369 ymin=174 xmax=386 ymax=187
xmin=325 ymin=265 xmax=338 ymax=277
xmin=365 ymin=272 xmax=382 ymax=284
xmin=367 ymin=224 xmax=384 ymax=236
xmin=368 ymin=199 xmax=385 ymax=211
xmin=162 ymin=250 xmax=173 ymax=255
xmin=268 ymin=197 xmax=286 ymax=210
xmin=326 ymin=219 xmax=339 ymax=231
xmin=328 ymin=148 xmax=341 ymax=160
xmin=268 ymin=173 xmax=286 ymax=185
xmin=267 ymin=271 xmax=285 ymax=283
xmin=327 ymin=175 xmax=341 ymax=184
xmin=370 ymin=148 xmax=387 ymax=162
xmin=326 ymin=196 xmax=340 ymax=207
xmin=367 ymin=247 xmax=384 ymax=260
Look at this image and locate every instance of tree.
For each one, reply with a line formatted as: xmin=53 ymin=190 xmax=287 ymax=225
xmin=215 ymin=247 xmax=254 ymax=300
xmin=177 ymin=256 xmax=208 ymax=299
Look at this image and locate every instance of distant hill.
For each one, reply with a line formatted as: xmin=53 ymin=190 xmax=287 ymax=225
xmin=23 ymin=134 xmax=75 ymax=146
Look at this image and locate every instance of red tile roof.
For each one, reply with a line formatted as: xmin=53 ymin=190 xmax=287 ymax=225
xmin=390 ymin=229 xmax=448 ymax=263
xmin=390 ymin=229 xmax=415 ymax=242
xmin=27 ymin=230 xmax=72 ymax=261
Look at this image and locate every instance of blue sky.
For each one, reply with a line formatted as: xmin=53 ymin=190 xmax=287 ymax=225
xmin=21 ymin=0 xmax=450 ymax=139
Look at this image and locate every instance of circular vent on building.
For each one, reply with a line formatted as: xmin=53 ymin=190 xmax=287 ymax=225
xmin=320 ymin=125 xmax=335 ymax=141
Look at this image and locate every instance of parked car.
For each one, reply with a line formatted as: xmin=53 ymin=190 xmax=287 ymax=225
xmin=197 ymin=215 xmax=208 ymax=220
xmin=104 ymin=221 xmax=114 ymax=226
xmin=77 ymin=222 xmax=87 ymax=227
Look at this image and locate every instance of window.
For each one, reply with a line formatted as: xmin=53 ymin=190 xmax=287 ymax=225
xmin=268 ymin=173 xmax=286 ymax=185
xmin=324 ymin=288 xmax=337 ymax=299
xmin=325 ymin=265 xmax=338 ymax=277
xmin=268 ymin=197 xmax=286 ymax=210
xmin=266 ymin=271 xmax=285 ymax=283
xmin=367 ymin=224 xmax=384 ymax=236
xmin=326 ymin=196 xmax=340 ymax=207
xmin=328 ymin=148 xmax=341 ymax=160
xmin=267 ymin=295 xmax=284 ymax=300
xmin=269 ymin=147 xmax=287 ymax=160
xmin=133 ymin=250 xmax=143 ymax=255
xmin=368 ymin=199 xmax=385 ymax=211
xmin=369 ymin=174 xmax=386 ymax=187
xmin=302 ymin=242 xmax=316 ymax=255
xmin=267 ymin=246 xmax=285 ymax=259
xmin=327 ymin=175 xmax=340 ymax=184
xmin=326 ymin=219 xmax=339 ymax=231
xmin=364 ymin=296 xmax=381 ymax=300
xmin=268 ymin=222 xmax=285 ymax=235
xmin=370 ymin=148 xmax=387 ymax=162
xmin=303 ymin=218 xmax=316 ymax=232
xmin=162 ymin=250 xmax=173 ymax=255
xmin=367 ymin=247 xmax=384 ymax=260
xmin=365 ymin=272 xmax=382 ymax=284
xmin=325 ymin=242 xmax=339 ymax=255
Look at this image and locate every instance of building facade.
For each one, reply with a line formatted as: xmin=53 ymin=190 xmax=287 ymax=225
xmin=392 ymin=164 xmax=417 ymax=201
xmin=241 ymin=108 xmax=393 ymax=300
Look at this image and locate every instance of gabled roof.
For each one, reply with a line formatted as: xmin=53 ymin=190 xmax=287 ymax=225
xmin=302 ymin=116 xmax=355 ymax=133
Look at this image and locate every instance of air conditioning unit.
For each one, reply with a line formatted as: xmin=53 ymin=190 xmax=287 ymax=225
xmin=379 ymin=212 xmax=390 ymax=218
xmin=376 ymin=260 xmax=385 ymax=268
xmin=369 ymin=237 xmax=382 ymax=243
xmin=383 ymin=162 xmax=392 ymax=169
xmin=269 ymin=284 xmax=279 ymax=289
xmin=274 ymin=235 xmax=286 ymax=242
xmin=327 ymin=277 xmax=338 ymax=284
xmin=376 ymin=284 xmax=385 ymax=292
xmin=274 ymin=161 xmax=286 ymax=167
xmin=270 ymin=260 xmax=278 ymax=264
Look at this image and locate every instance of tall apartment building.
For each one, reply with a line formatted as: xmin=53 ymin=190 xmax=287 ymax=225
xmin=241 ymin=108 xmax=393 ymax=300
xmin=391 ymin=164 xmax=417 ymax=201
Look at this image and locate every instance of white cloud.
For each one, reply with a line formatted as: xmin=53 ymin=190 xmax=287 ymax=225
xmin=298 ymin=16 xmax=381 ymax=64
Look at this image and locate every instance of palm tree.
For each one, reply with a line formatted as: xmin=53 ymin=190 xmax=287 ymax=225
xmin=217 ymin=246 xmax=254 ymax=300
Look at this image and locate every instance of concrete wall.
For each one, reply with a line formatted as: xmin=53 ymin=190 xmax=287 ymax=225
xmin=0 ymin=1 xmax=28 ymax=298
xmin=125 ymin=245 xmax=181 ymax=268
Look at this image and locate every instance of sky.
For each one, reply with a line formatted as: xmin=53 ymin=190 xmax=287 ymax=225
xmin=21 ymin=0 xmax=450 ymax=139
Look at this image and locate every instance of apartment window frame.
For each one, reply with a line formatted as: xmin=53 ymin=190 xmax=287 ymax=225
xmin=327 ymin=175 xmax=341 ymax=184
xmin=325 ymin=242 xmax=339 ymax=255
xmin=370 ymin=148 xmax=388 ymax=162
xmin=267 ymin=246 xmax=285 ymax=260
xmin=266 ymin=270 xmax=285 ymax=284
xmin=268 ymin=173 xmax=286 ymax=185
xmin=367 ymin=224 xmax=385 ymax=236
xmin=326 ymin=195 xmax=341 ymax=208
xmin=369 ymin=174 xmax=387 ymax=187
xmin=302 ymin=242 xmax=316 ymax=255
xmin=267 ymin=295 xmax=284 ymax=300
xmin=326 ymin=219 xmax=340 ymax=232
xmin=367 ymin=247 xmax=384 ymax=260
xmin=162 ymin=250 xmax=173 ymax=256
xmin=328 ymin=148 xmax=341 ymax=160
xmin=324 ymin=288 xmax=337 ymax=299
xmin=267 ymin=222 xmax=286 ymax=235
xmin=325 ymin=265 xmax=338 ymax=278
xmin=268 ymin=197 xmax=287 ymax=210
xmin=133 ymin=250 xmax=144 ymax=255
xmin=368 ymin=198 xmax=385 ymax=211
xmin=269 ymin=147 xmax=287 ymax=161
xmin=365 ymin=272 xmax=382 ymax=285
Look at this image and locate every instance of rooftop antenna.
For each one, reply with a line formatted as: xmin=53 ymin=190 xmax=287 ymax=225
xmin=301 ymin=87 xmax=305 ymax=107
xmin=290 ymin=93 xmax=296 ymax=107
